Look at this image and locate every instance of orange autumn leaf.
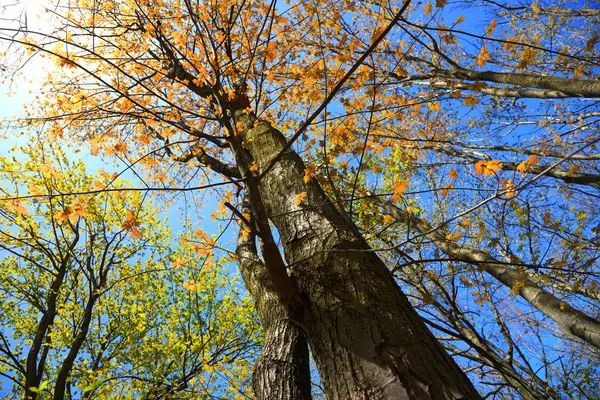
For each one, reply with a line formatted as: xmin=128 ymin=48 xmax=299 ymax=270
xmin=304 ymin=165 xmax=316 ymax=183
xmin=485 ymin=19 xmax=497 ymax=36
xmin=429 ymin=101 xmax=441 ymax=112
xmin=8 ymin=200 xmax=29 ymax=216
xmin=474 ymin=160 xmax=502 ymax=177
xmin=425 ymin=271 xmax=440 ymax=280
xmin=295 ymin=191 xmax=307 ymax=205
xmin=59 ymin=200 xmax=88 ymax=223
xmin=446 ymin=232 xmax=463 ymax=241
xmin=122 ymin=209 xmax=142 ymax=237
xmin=424 ymin=1 xmax=432 ymax=15
xmin=391 ymin=180 xmax=408 ymax=202
xmin=265 ymin=41 xmax=277 ymax=62
xmin=170 ymin=257 xmax=185 ymax=269
xmin=516 ymin=155 xmax=539 ymax=173
xmin=501 ymin=179 xmax=518 ymax=199
xmin=476 ymin=46 xmax=490 ymax=67
xmin=449 ymin=168 xmax=458 ymax=180
xmin=440 ymin=183 xmax=452 ymax=197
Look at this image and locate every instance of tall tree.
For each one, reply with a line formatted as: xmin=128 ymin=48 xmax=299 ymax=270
xmin=1 ymin=0 xmax=599 ymax=397
xmin=0 ymin=145 xmax=259 ymax=399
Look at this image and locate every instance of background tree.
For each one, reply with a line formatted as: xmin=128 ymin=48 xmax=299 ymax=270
xmin=0 ymin=0 xmax=599 ymax=398
xmin=0 ymin=145 xmax=259 ymax=399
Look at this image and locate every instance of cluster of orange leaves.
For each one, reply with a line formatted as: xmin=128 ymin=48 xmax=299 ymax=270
xmin=516 ymin=155 xmax=539 ymax=173
xmin=391 ymin=180 xmax=408 ymax=202
xmin=58 ymin=200 xmax=88 ymax=223
xmin=122 ymin=210 xmax=142 ymax=238
xmin=474 ymin=160 xmax=502 ymax=177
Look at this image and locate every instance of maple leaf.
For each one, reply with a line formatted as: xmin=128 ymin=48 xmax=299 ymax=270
xmin=440 ymin=183 xmax=452 ymax=197
xmin=476 ymin=46 xmax=489 ymax=67
xmin=463 ymin=95 xmax=480 ymax=107
xmin=295 ymin=192 xmax=307 ymax=205
xmin=122 ymin=210 xmax=142 ymax=237
xmin=446 ymin=232 xmax=463 ymax=241
xmin=425 ymin=271 xmax=440 ymax=281
xmin=429 ymin=101 xmax=441 ymax=112
xmin=170 ymin=257 xmax=185 ymax=269
xmin=516 ymin=155 xmax=539 ymax=173
xmin=474 ymin=160 xmax=502 ymax=177
xmin=449 ymin=168 xmax=458 ymax=180
xmin=391 ymin=180 xmax=408 ymax=202
xmin=58 ymin=207 xmax=78 ymax=224
xmin=503 ymin=37 xmax=520 ymax=51
xmin=8 ymin=200 xmax=29 ymax=216
xmin=567 ymin=165 xmax=581 ymax=176
xmin=304 ymin=165 xmax=316 ymax=183
xmin=501 ymin=179 xmax=517 ymax=199
xmin=265 ymin=42 xmax=277 ymax=62
xmin=423 ymin=1 xmax=432 ymax=15
xmin=485 ymin=19 xmax=497 ymax=36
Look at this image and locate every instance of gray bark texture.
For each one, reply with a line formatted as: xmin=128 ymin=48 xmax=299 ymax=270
xmin=234 ymin=110 xmax=481 ymax=400
xmin=236 ymin=213 xmax=312 ymax=400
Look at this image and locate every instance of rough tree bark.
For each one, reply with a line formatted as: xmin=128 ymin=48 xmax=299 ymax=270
xmin=236 ymin=203 xmax=312 ymax=400
xmin=233 ymin=109 xmax=481 ymax=399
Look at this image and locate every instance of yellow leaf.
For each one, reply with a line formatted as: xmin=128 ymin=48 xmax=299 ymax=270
xmin=249 ymin=162 xmax=259 ymax=172
xmin=511 ymin=280 xmax=526 ymax=295
xmin=459 ymin=220 xmax=472 ymax=228
xmin=463 ymin=95 xmax=480 ymax=107
xmin=429 ymin=101 xmax=441 ymax=112
xmin=446 ymin=232 xmax=463 ymax=241
xmin=503 ymin=37 xmax=520 ymax=51
xmin=371 ymin=26 xmax=385 ymax=44
xmin=295 ymin=192 xmax=307 ymax=205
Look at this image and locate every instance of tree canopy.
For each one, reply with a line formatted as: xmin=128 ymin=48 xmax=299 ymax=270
xmin=1 ymin=0 xmax=599 ymax=398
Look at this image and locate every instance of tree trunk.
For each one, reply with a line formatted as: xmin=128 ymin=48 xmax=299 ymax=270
xmin=235 ymin=110 xmax=481 ymax=399
xmin=236 ymin=209 xmax=312 ymax=400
